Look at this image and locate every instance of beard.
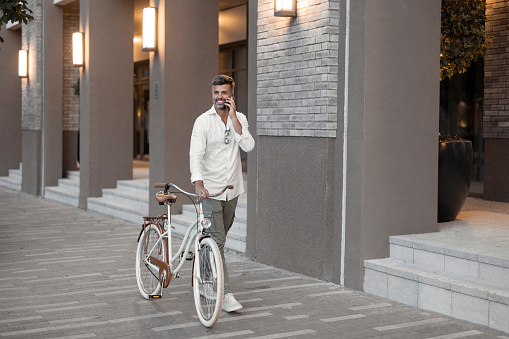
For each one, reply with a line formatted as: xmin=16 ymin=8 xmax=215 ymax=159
xmin=214 ymin=100 xmax=227 ymax=110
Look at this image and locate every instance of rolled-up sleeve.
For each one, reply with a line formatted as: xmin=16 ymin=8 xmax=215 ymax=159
xmin=189 ymin=118 xmax=207 ymax=184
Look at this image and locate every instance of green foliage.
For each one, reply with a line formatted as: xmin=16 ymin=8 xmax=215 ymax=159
xmin=0 ymin=0 xmax=34 ymax=43
xmin=439 ymin=134 xmax=467 ymax=142
xmin=440 ymin=0 xmax=491 ymax=81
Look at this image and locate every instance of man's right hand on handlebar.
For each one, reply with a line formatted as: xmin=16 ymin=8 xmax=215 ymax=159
xmin=193 ymin=180 xmax=209 ymax=200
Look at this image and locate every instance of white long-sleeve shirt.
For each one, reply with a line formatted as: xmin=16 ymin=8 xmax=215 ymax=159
xmin=190 ymin=106 xmax=255 ymax=201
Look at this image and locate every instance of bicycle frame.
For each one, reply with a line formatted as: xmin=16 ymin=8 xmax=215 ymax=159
xmin=143 ymin=183 xmax=231 ymax=288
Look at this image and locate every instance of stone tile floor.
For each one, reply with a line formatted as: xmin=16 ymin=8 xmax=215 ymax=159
xmin=0 ymin=186 xmax=507 ymax=338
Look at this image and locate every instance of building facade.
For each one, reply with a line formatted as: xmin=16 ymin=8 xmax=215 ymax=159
xmin=0 ymin=0 xmax=507 ymax=290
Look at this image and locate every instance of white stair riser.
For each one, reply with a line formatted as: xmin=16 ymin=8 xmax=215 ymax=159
xmin=56 ymin=179 xmax=80 ymax=193
xmin=102 ymin=189 xmax=148 ymax=204
xmin=116 ymin=181 xmax=149 ymax=195
xmin=364 ymin=265 xmax=509 ymax=334
xmin=44 ymin=190 xmax=79 ymax=207
xmin=0 ymin=178 xmax=22 ymax=191
xmin=181 ymin=205 xmax=247 ymax=222
xmin=88 ymin=198 xmax=148 ymax=215
xmin=66 ymin=171 xmax=80 ymax=180
xmin=8 ymin=170 xmax=22 ymax=180
xmin=87 ymin=200 xmax=145 ymax=225
xmin=171 ymin=222 xmax=246 ymax=253
xmin=390 ymin=242 xmax=509 ymax=288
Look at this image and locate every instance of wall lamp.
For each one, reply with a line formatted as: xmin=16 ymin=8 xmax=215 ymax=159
xmin=72 ymin=32 xmax=84 ymax=67
xmin=18 ymin=49 xmax=28 ymax=78
xmin=142 ymin=7 xmax=157 ymax=52
xmin=274 ymin=0 xmax=297 ymax=17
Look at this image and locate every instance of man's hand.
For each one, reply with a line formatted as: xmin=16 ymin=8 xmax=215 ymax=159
xmin=225 ymin=97 xmax=237 ymax=120
xmin=194 ymin=180 xmax=209 ymax=200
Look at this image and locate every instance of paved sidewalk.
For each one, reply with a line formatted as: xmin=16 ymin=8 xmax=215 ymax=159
xmin=0 ymin=186 xmax=507 ymax=339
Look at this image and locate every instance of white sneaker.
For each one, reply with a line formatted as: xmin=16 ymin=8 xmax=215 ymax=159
xmin=222 ymin=293 xmax=243 ymax=312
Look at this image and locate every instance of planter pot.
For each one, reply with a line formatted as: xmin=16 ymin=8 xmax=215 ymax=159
xmin=437 ymin=140 xmax=473 ymax=222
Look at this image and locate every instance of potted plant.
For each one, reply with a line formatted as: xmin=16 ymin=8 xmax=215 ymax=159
xmin=438 ymin=134 xmax=473 ymax=222
xmin=438 ymin=0 xmax=491 ymax=222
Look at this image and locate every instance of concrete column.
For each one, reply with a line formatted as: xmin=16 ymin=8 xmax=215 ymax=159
xmin=252 ymin=0 xmax=440 ymax=290
xmin=342 ymin=0 xmax=440 ymax=289
xmin=21 ymin=0 xmax=43 ymax=196
xmin=246 ymin=0 xmax=258 ymax=257
xmin=42 ymin=2 xmax=63 ymax=187
xmin=79 ymin=0 xmax=134 ymax=208
xmin=0 ymin=26 xmax=22 ymax=176
xmin=149 ymin=0 xmax=219 ymax=215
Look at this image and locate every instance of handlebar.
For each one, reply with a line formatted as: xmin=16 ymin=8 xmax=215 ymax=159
xmin=154 ymin=182 xmax=233 ymax=199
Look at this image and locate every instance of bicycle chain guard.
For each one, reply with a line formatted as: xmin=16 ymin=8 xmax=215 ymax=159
xmin=149 ymin=256 xmax=171 ymax=288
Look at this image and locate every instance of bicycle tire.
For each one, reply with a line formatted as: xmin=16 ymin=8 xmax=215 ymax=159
xmin=136 ymin=223 xmax=166 ymax=299
xmin=193 ymin=237 xmax=224 ymax=327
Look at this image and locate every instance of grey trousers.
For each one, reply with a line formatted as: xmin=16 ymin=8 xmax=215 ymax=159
xmin=202 ymin=196 xmax=238 ymax=295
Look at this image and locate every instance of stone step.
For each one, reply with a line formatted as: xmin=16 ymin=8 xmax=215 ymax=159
xmin=43 ymin=171 xmax=80 ymax=207
xmin=86 ymin=178 xmax=149 ymax=225
xmin=181 ymin=203 xmax=247 ymax=224
xmin=363 ymin=211 xmax=509 ymax=334
xmin=0 ymin=176 xmax=21 ymax=191
xmin=115 ymin=178 xmax=149 ymax=195
xmin=0 ymin=165 xmax=22 ymax=191
xmin=67 ymin=170 xmax=80 ymax=181
xmin=102 ymin=186 xmax=148 ymax=204
xmin=364 ymin=258 xmax=509 ymax=333
xmin=8 ymin=168 xmax=22 ymax=181
xmin=44 ymin=185 xmax=79 ymax=207
xmin=88 ymin=195 xmax=148 ymax=225
xmin=55 ymin=177 xmax=80 ymax=193
xmin=388 ymin=233 xmax=509 ymax=289
xmin=170 ymin=212 xmax=246 ymax=253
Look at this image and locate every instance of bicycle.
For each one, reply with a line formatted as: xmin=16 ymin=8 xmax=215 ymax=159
xmin=135 ymin=182 xmax=232 ymax=327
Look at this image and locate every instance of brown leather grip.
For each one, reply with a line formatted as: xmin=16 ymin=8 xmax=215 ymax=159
xmin=154 ymin=183 xmax=166 ymax=188
xmin=227 ymin=185 xmax=234 ymax=189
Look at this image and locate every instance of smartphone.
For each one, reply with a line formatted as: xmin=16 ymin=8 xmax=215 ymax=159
xmin=227 ymin=94 xmax=235 ymax=111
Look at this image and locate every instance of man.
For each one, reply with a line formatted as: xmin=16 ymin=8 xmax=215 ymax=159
xmin=189 ymin=75 xmax=255 ymax=312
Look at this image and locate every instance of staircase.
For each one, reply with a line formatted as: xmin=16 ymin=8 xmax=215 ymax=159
xmin=170 ymin=193 xmax=247 ymax=253
xmin=86 ymin=179 xmax=247 ymax=253
xmin=0 ymin=164 xmax=22 ymax=191
xmin=88 ymin=178 xmax=149 ymax=225
xmin=44 ymin=170 xmax=80 ymax=207
xmin=363 ymin=211 xmax=509 ymax=334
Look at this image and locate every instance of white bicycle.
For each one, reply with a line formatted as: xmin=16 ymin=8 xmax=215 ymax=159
xmin=135 ymin=182 xmax=232 ymax=327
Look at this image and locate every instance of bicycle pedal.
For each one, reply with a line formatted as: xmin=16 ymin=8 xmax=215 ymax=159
xmin=149 ymin=295 xmax=162 ymax=299
xmin=186 ymin=252 xmax=194 ymax=260
xmin=175 ymin=273 xmax=181 ymax=278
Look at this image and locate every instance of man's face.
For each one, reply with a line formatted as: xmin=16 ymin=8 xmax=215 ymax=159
xmin=212 ymin=84 xmax=232 ymax=111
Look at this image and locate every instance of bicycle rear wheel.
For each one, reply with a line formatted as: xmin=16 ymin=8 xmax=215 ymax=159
xmin=193 ymin=237 xmax=224 ymax=327
xmin=136 ymin=223 xmax=166 ymax=298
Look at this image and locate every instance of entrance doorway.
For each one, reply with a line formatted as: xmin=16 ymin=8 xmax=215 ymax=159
xmin=134 ymin=60 xmax=150 ymax=161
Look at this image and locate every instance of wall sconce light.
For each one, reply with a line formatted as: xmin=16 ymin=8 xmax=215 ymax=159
xmin=274 ymin=0 xmax=297 ymax=17
xmin=18 ymin=49 xmax=28 ymax=78
xmin=72 ymin=32 xmax=84 ymax=67
xmin=142 ymin=7 xmax=157 ymax=52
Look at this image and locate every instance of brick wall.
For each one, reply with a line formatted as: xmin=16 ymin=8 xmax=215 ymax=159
xmin=257 ymin=0 xmax=339 ymax=137
xmin=62 ymin=2 xmax=80 ymax=132
xmin=21 ymin=0 xmax=42 ymax=131
xmin=484 ymin=0 xmax=509 ymax=138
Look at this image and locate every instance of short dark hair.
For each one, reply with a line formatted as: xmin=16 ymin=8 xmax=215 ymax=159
xmin=212 ymin=75 xmax=235 ymax=92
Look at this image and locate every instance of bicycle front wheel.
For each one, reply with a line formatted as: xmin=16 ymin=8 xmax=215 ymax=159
xmin=193 ymin=237 xmax=224 ymax=327
xmin=136 ymin=223 xmax=166 ymax=299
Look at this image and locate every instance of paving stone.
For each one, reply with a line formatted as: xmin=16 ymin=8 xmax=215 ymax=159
xmin=0 ymin=186 xmax=507 ymax=338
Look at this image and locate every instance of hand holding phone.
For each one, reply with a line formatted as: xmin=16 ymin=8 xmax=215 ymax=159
xmin=226 ymin=94 xmax=236 ymax=115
